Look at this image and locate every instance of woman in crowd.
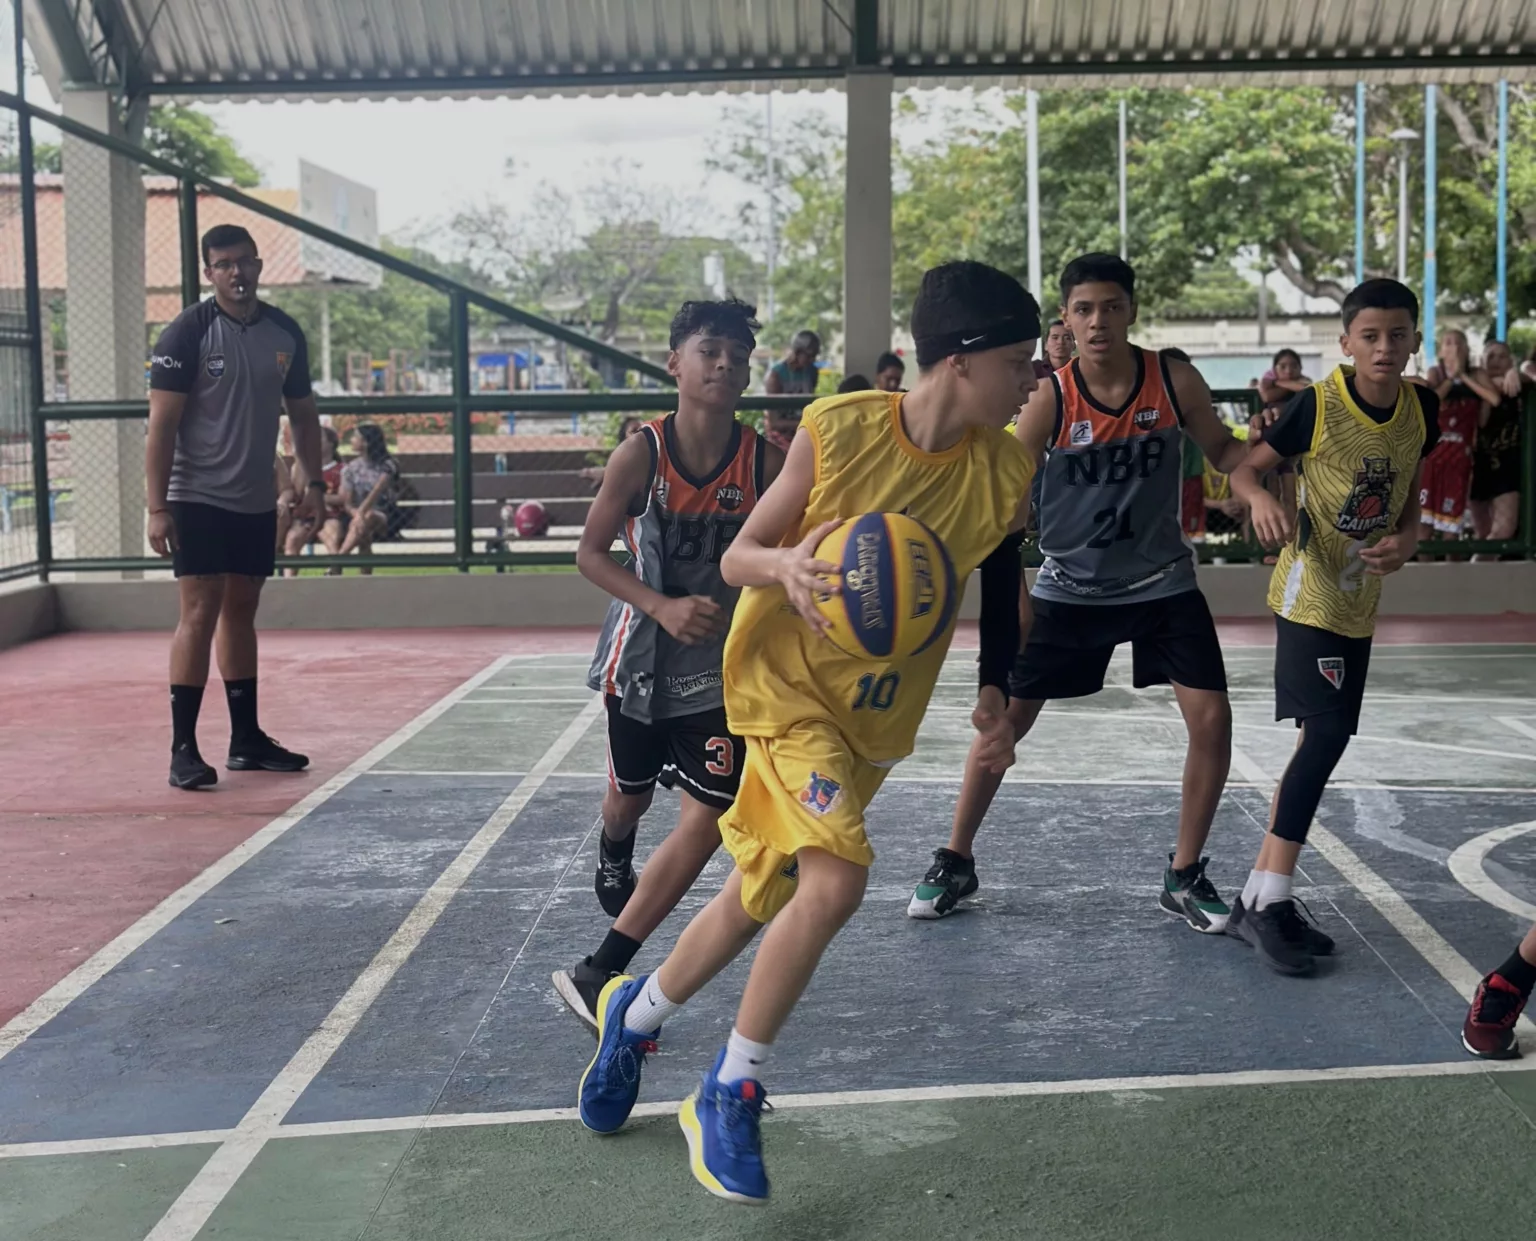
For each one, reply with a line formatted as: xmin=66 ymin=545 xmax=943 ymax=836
xmin=283 ymin=426 xmax=348 ymax=573
xmin=763 ymin=330 xmax=820 ymax=394
xmin=1422 ymin=329 xmax=1501 ymax=547
xmin=1470 ymin=339 xmax=1526 ymax=557
xmin=338 ymin=423 xmax=404 ymax=571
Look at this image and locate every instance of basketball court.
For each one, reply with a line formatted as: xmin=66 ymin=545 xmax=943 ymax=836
xmin=2 ymin=620 xmax=1534 ymax=1240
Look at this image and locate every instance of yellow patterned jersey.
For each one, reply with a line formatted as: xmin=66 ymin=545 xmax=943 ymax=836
xmin=723 ymin=391 xmax=1034 ymax=763
xmin=1267 ymin=366 xmax=1426 ymax=638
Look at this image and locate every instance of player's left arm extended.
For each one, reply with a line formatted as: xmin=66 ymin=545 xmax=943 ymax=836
xmin=1361 ymin=462 xmax=1423 ymax=575
xmin=971 ymin=489 xmax=1033 ymax=773
xmin=1171 ymin=361 xmax=1247 ymax=475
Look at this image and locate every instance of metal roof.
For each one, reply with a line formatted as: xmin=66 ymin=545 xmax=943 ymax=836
xmin=27 ymin=0 xmax=1536 ymax=101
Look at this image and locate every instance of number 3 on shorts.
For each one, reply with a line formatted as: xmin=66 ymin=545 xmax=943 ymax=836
xmin=705 ymin=737 xmax=734 ymax=776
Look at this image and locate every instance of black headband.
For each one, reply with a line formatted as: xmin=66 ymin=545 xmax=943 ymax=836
xmin=913 ymin=312 xmax=1043 ymax=367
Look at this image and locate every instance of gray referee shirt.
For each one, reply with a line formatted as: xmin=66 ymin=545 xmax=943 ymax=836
xmin=149 ymin=299 xmax=312 ymax=514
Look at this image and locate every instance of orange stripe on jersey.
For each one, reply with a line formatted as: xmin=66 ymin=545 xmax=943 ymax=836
xmin=652 ymin=416 xmax=761 ymax=518
xmin=1054 ymin=349 xmax=1179 ymax=448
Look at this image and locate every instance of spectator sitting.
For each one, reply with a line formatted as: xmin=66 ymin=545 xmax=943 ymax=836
xmin=762 ymin=405 xmax=802 ymax=451
xmin=764 ymin=330 xmax=820 ymax=394
xmin=874 ymin=351 xmax=905 ymax=392
xmin=1257 ymin=348 xmax=1310 ymax=414
xmin=283 ymin=425 xmax=347 ymax=575
xmin=273 ymin=455 xmax=297 ymax=555
xmin=837 ymin=373 xmax=872 ymax=394
xmin=1043 ymin=319 xmax=1075 ymax=371
xmin=337 ymin=423 xmax=403 ymax=573
xmin=1471 ymin=339 xmax=1526 ymax=559
xmin=580 ymin=416 xmax=645 ymax=490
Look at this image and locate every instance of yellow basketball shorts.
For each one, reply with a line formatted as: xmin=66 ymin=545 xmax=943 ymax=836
xmin=718 ymin=719 xmax=892 ymax=923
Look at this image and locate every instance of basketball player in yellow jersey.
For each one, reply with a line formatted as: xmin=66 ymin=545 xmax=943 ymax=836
xmin=1228 ymin=279 xmax=1440 ymax=976
xmin=573 ymin=261 xmax=1039 ymax=1201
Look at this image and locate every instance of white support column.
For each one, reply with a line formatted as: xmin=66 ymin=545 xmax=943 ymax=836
xmin=842 ymin=69 xmax=893 ymax=380
xmin=61 ymin=86 xmax=147 ymax=564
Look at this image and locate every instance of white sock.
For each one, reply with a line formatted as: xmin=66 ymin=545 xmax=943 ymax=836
xmin=717 ymin=1027 xmax=772 ymax=1086
xmin=622 ymin=973 xmax=679 ymax=1035
xmin=1242 ymin=868 xmax=1293 ymax=912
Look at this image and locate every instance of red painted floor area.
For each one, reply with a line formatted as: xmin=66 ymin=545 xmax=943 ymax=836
xmin=3 ymin=615 xmax=1533 ymax=1030
xmin=0 ymin=629 xmax=592 ymax=1029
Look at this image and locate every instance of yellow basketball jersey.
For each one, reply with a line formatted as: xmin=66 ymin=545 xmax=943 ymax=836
xmin=1267 ymin=366 xmax=1426 ymax=638
xmin=723 ymin=391 xmax=1034 ymax=764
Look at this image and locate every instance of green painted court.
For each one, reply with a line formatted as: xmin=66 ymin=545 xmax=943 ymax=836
xmin=3 ymin=625 xmax=1535 ymax=1239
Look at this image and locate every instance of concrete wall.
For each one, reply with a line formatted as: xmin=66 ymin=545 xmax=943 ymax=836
xmin=0 ymin=562 xmax=1526 ymax=646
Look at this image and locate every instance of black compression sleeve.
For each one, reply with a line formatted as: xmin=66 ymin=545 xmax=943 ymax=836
xmin=977 ymin=531 xmax=1024 ymax=695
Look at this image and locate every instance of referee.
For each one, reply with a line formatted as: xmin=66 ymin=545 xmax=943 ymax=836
xmin=145 ymin=223 xmax=326 ymax=790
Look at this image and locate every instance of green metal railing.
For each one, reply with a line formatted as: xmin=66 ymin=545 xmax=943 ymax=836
xmin=0 ymin=59 xmax=1530 ymax=580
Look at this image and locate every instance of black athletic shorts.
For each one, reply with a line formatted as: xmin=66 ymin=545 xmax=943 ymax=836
xmin=168 ymin=501 xmax=277 ymax=579
xmin=1009 ymin=589 xmax=1228 ymax=700
xmin=604 ymin=695 xmax=743 ymax=810
xmin=1273 ymin=614 xmax=1372 ymax=734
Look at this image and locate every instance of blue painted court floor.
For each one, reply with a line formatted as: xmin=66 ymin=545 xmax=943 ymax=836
xmin=2 ymin=644 xmax=1534 ymax=1240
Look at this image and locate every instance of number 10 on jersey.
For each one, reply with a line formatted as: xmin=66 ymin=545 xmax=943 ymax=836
xmin=852 ymin=671 xmax=900 ymax=711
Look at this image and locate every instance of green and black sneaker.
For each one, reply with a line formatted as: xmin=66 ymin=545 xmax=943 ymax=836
xmin=907 ymin=848 xmax=978 ymax=920
xmin=1159 ymin=854 xmax=1231 ymax=934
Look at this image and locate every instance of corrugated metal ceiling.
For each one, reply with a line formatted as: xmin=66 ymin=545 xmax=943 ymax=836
xmin=52 ymin=1 xmax=1536 ymax=99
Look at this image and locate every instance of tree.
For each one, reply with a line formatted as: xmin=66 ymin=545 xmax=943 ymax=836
xmin=142 ymin=104 xmax=262 ymax=186
xmin=445 ymin=161 xmax=763 ymax=348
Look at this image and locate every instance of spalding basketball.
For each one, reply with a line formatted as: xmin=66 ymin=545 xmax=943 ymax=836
xmin=513 ymin=500 xmax=550 ymax=538
xmin=812 ymin=513 xmax=957 ymax=659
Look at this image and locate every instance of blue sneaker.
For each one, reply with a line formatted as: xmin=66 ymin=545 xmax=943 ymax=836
xmin=577 ymin=974 xmax=656 ymax=1134
xmin=678 ymin=1048 xmax=771 ymax=1203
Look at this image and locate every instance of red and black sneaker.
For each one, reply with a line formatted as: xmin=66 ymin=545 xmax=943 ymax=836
xmin=1461 ymin=973 xmax=1527 ymax=1060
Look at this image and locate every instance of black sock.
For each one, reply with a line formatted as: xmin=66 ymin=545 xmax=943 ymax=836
xmin=1495 ymin=947 xmax=1536 ymax=997
xmin=224 ymin=677 xmax=259 ymax=744
xmin=600 ymin=827 xmax=636 ymax=853
xmin=589 ymin=929 xmax=643 ymax=976
xmin=170 ymin=684 xmax=204 ymax=753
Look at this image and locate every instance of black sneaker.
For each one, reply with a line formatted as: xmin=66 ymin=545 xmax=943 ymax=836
xmin=1158 ymin=854 xmax=1231 ymax=933
xmin=907 ymin=848 xmax=978 ymax=920
xmin=552 ymin=957 xmax=619 ymax=1034
xmin=1228 ymin=897 xmax=1315 ymax=975
xmin=169 ymin=745 xmax=217 ymax=790
xmin=595 ymin=833 xmax=636 ymax=917
xmin=227 ymin=732 xmax=309 ymax=772
xmin=1290 ymin=897 xmax=1336 ymax=957
xmin=1462 ymin=973 xmax=1527 ymax=1060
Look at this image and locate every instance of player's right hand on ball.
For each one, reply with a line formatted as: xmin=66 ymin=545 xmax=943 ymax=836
xmin=1247 ymin=491 xmax=1291 ymax=548
xmin=775 ymin=520 xmax=841 ymax=637
xmin=147 ymin=510 xmax=177 ymax=557
xmin=655 ymin=595 xmax=725 ymax=644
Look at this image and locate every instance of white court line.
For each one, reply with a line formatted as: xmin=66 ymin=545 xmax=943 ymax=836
xmin=1227 ymin=743 xmax=1536 ymax=1039
xmin=4 ymin=1056 xmax=1528 ymax=1161
xmin=140 ymin=694 xmax=604 ymax=1241
xmin=0 ymin=655 xmax=516 ymax=1064
xmin=1233 ymin=721 xmax=1536 ymax=765
xmin=1494 ymin=717 xmax=1536 ymax=745
xmin=1447 ymin=821 xmax=1536 ymax=922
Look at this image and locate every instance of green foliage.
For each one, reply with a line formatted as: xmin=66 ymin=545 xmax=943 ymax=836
xmin=143 ymin=105 xmax=262 ymax=187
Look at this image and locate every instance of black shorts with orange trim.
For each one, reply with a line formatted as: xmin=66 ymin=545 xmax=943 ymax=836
xmin=604 ymin=696 xmax=742 ymax=810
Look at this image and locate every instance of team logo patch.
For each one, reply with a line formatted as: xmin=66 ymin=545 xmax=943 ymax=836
xmin=1317 ymin=657 xmax=1346 ymax=690
xmin=799 ymin=771 xmax=842 ymax=816
xmin=206 ymin=353 xmax=225 ymax=378
xmin=275 ymin=351 xmax=292 ymax=377
xmin=1335 ymin=457 xmax=1395 ymax=536
xmin=779 ymin=858 xmax=800 ymax=881
xmin=715 ymin=483 xmax=744 ymax=511
xmin=1069 ymin=419 xmax=1094 ymax=446
xmin=1133 ymin=406 xmax=1160 ymax=429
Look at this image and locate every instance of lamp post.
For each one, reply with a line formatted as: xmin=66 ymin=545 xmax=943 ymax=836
xmin=1390 ymin=127 xmax=1419 ymax=282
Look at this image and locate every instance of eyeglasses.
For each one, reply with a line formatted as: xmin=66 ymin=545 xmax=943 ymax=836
xmin=209 ymin=257 xmax=261 ymax=274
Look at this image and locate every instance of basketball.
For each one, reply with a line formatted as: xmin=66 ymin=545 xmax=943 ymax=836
xmin=513 ymin=501 xmax=550 ymax=538
xmin=812 ymin=513 xmax=957 ymax=660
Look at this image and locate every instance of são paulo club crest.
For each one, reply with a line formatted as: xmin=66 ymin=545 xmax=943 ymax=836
xmin=1317 ymin=657 xmax=1346 ymax=689
xmin=1335 ymin=457 xmax=1395 ymax=536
